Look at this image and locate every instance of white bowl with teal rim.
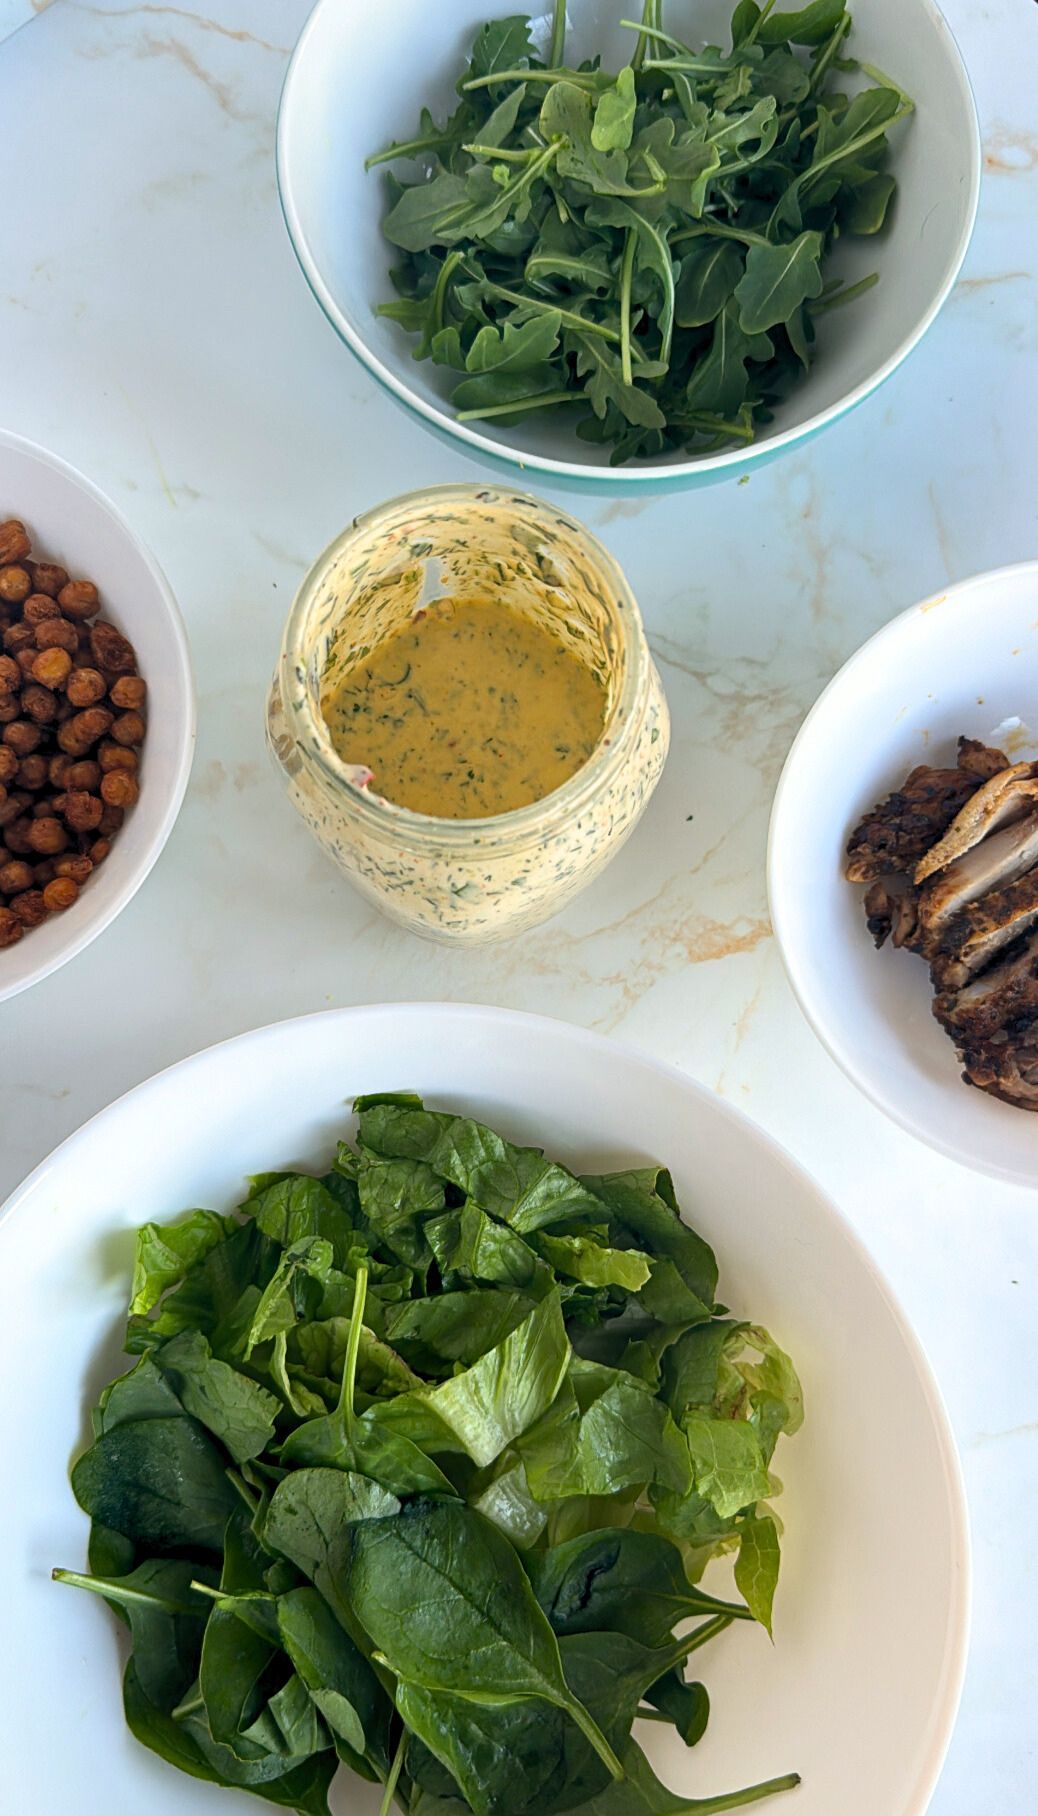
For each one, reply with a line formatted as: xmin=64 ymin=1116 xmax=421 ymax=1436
xmin=277 ymin=0 xmax=979 ymax=494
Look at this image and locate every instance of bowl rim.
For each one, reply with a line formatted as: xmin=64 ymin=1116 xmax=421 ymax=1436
xmin=275 ymin=0 xmax=981 ymax=487
xmin=0 ymin=427 xmax=196 ymax=1004
xmin=767 ymin=559 xmax=1038 ymax=1182
xmin=0 ymin=999 xmax=972 ymax=1814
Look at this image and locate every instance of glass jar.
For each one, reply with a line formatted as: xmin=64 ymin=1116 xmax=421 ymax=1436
xmin=266 ymin=484 xmax=669 ymax=945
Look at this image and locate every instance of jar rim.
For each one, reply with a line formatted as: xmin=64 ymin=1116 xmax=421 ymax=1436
xmin=276 ymin=483 xmax=651 ymax=846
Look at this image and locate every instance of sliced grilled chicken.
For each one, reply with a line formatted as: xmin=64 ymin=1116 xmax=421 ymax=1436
xmin=930 ymin=867 xmax=1038 ymax=991
xmin=958 ymin=737 xmax=1012 ymax=781
xmin=960 ymin=1018 xmax=1038 ymax=1110
xmin=913 ymin=762 xmax=1038 ymax=883
xmin=915 ymin=813 xmax=1038 ymax=943
xmin=846 ymin=763 xmax=984 ymax=882
xmin=934 ymin=929 xmax=1038 ymax=1040
xmin=863 ymin=878 xmax=918 ymax=949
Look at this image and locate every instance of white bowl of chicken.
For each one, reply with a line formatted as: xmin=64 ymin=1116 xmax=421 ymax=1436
xmin=768 ymin=562 xmax=1038 ymax=1183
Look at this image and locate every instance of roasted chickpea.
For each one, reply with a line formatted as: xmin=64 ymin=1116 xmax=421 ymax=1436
xmin=31 ymin=647 xmax=74 ymax=691
xmin=65 ymin=665 xmax=106 ymax=707
xmin=89 ymin=620 xmax=136 ymax=673
xmin=109 ymin=674 xmax=146 ymax=711
xmin=3 ymin=621 xmax=33 ymax=654
xmin=88 ymin=836 xmax=111 ymax=865
xmin=22 ymin=593 xmax=61 ymax=626
xmin=27 ymin=560 xmax=68 ymax=598
xmin=111 ymin=710 xmax=145 ymax=747
xmin=0 ymin=654 xmax=19 ymax=690
xmin=0 ymin=858 xmax=33 ymax=894
xmin=21 ymin=684 xmax=58 ymax=725
xmin=64 ymin=760 xmax=101 ymax=792
xmin=98 ymin=803 xmax=124 ymax=836
xmin=0 ymin=691 xmax=19 ymax=724
xmin=0 ymin=788 xmax=28 ymax=826
xmin=58 ymin=580 xmax=101 ymax=620
xmin=2 ymin=815 xmax=32 ymax=853
xmin=10 ymin=888 xmax=47 ymax=927
xmin=100 ymin=769 xmax=139 ymax=809
xmin=54 ymin=854 xmax=93 ymax=884
xmin=3 ymin=720 xmax=42 ymax=756
xmin=42 ymin=875 xmax=79 ymax=912
xmin=33 ymin=615 xmax=79 ymax=653
xmin=57 ymin=706 xmax=112 ymax=755
xmin=0 ymin=521 xmax=30 ymax=565
xmin=0 ymin=565 xmax=31 ymax=605
xmin=61 ymin=790 xmax=105 ymax=832
xmin=98 ymin=740 xmax=138 ymax=773
xmin=0 ymin=905 xmax=22 ymax=946
xmin=16 ymin=753 xmax=48 ymax=790
xmin=16 ymin=647 xmax=38 ymax=678
xmin=26 ymin=816 xmax=68 ymax=855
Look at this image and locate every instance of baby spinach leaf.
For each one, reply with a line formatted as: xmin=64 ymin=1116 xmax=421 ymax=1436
xmin=520 ymin=1365 xmax=692 ymax=1500
xmin=130 ymin=1209 xmax=236 ymax=1316
xmin=126 ymin=1218 xmax=278 ymax=1356
xmin=426 ymin=1203 xmax=552 ymax=1295
xmin=381 ymin=1290 xmax=570 ymax=1468
xmin=244 ymin=1237 xmax=334 ymax=1357
xmin=278 ymin=1584 xmax=390 ymax=1774
xmin=471 ymin=1453 xmax=548 ymax=1550
xmin=263 ymin=1468 xmax=400 ymax=1595
xmin=338 ymin=1499 xmax=623 ymax=1779
xmin=354 ymin=1147 xmax=443 ymax=1268
xmin=72 ymin=1415 xmax=240 ymax=1553
xmin=643 ymin=1671 xmax=710 ymax=1746
xmin=637 ymin=1257 xmax=715 ymax=1328
xmin=155 ymin=1330 xmax=281 ymax=1463
xmin=564 ymin=1737 xmax=799 ymax=1812
xmin=93 ymin=1353 xmax=185 ymax=1434
xmin=734 ymin=1513 xmax=782 ymax=1634
xmin=583 ymin=1167 xmax=718 ymax=1307
xmin=683 ymin=1415 xmax=770 ymax=1518
xmin=358 ymin=1103 xmax=606 ymax=1233
xmin=526 ymin=1527 xmax=750 ymax=1645
xmin=537 ymin=1232 xmax=653 ymax=1291
xmin=53 ymin=1558 xmax=216 ymax=1711
xmin=383 ymin=1287 xmax=537 ymax=1373
xmin=248 ymin=1175 xmax=356 ymax=1269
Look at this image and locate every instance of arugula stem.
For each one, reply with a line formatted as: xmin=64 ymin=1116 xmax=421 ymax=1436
xmin=808 ymin=271 xmax=879 ymax=315
xmin=808 ymin=14 xmax=852 ymax=95
xmin=671 ymin=221 xmax=770 ymax=249
xmin=339 ymin=1263 xmax=369 ymax=1446
xmin=431 ymin=251 xmax=463 ymax=335
xmin=480 ymin=282 xmax=624 ymax=343
xmin=561 ymin=1693 xmax=625 ymax=1780
xmin=621 ymin=20 xmax=696 ymax=57
xmin=680 ymin=1772 xmax=801 ymax=1811
xmin=741 ymin=0 xmax=779 ymax=48
xmin=619 ymin=229 xmax=636 ymax=385
xmin=463 ymin=68 xmax=599 ymax=92
xmin=800 ymin=102 xmax=914 ymax=190
xmin=463 ymin=143 xmax=537 ymax=162
xmin=549 ymin=0 xmax=567 ymax=68
xmin=630 ymin=0 xmax=658 ymax=71
xmin=378 ymin=1729 xmax=408 ymax=1816
xmin=365 ymin=131 xmax=459 ymax=170
xmin=456 ymin=390 xmax=576 ymax=421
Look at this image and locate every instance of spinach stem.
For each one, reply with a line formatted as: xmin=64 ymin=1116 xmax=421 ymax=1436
xmin=681 ymin=1772 xmax=802 ymax=1811
xmin=619 ymin=229 xmax=636 ymax=385
xmin=549 ymin=0 xmax=567 ymax=68
xmin=51 ymin=1568 xmax=188 ymax=1614
xmin=170 ymin=1690 xmax=205 ymax=1722
xmin=340 ymin=1263 xmax=369 ymax=1443
xmin=378 ymin=1730 xmax=408 ymax=1816
xmin=668 ymin=1612 xmax=734 ymax=1667
xmin=562 ymin=1693 xmax=625 ymax=1780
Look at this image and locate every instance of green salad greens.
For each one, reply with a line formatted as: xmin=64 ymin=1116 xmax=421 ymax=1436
xmin=56 ymin=1093 xmax=803 ymax=1816
xmin=368 ymin=0 xmax=912 ymax=462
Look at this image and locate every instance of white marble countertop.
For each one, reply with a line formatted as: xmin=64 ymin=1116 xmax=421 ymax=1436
xmin=1 ymin=1 xmax=1036 ymax=1808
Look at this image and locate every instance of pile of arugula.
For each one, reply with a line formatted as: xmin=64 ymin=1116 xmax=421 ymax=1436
xmin=368 ymin=0 xmax=912 ymax=462
xmin=56 ymin=1093 xmax=803 ymax=1815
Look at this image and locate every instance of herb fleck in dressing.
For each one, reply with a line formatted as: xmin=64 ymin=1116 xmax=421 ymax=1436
xmin=321 ymin=599 xmax=607 ymax=819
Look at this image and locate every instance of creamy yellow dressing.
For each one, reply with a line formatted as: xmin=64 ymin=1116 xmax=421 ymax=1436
xmin=321 ymin=598 xmax=607 ymax=819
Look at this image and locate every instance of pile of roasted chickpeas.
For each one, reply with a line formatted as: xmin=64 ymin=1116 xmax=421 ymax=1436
xmin=0 ymin=518 xmax=146 ymax=948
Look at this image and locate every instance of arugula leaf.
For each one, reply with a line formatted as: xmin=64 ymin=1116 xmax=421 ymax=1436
xmin=569 ymin=331 xmax=667 ymax=429
xmin=757 ymin=0 xmax=847 ymax=46
xmin=734 ymin=230 xmax=824 ymax=333
xmin=592 ymin=67 xmax=638 ymax=152
xmin=676 ymin=240 xmax=745 ymax=327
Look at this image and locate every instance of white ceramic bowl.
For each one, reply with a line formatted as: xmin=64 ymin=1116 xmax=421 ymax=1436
xmin=0 ymin=430 xmax=194 ymax=1001
xmin=277 ymin=0 xmax=980 ymax=492
xmin=769 ymin=562 xmax=1038 ymax=1184
xmin=0 ymin=1004 xmax=968 ymax=1815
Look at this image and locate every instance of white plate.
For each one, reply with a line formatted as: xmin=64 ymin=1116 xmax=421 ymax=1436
xmin=0 ymin=1004 xmax=968 ymax=1815
xmin=769 ymin=561 xmax=1038 ymax=1184
xmin=0 ymin=429 xmax=195 ymax=1001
